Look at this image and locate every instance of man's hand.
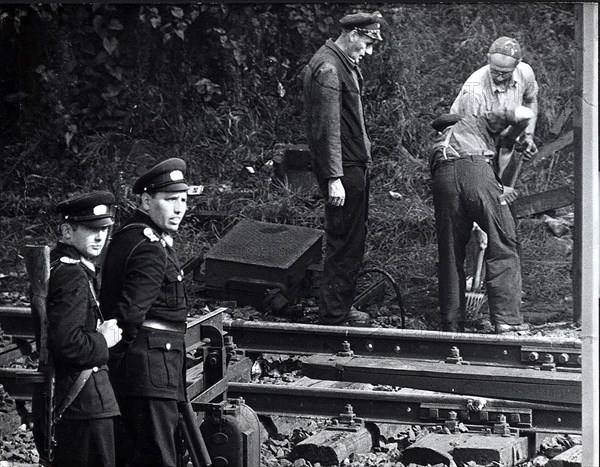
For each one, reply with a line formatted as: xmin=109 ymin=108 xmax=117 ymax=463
xmin=328 ymin=178 xmax=345 ymax=206
xmin=98 ymin=318 xmax=122 ymax=348
xmin=517 ymin=133 xmax=538 ymax=161
xmin=499 ymin=186 xmax=518 ymax=205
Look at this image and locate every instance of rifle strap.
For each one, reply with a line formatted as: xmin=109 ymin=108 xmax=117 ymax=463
xmin=53 ymin=368 xmax=94 ymax=423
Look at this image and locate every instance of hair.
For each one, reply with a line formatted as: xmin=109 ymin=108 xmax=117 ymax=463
xmin=57 ymin=221 xmax=80 ymax=235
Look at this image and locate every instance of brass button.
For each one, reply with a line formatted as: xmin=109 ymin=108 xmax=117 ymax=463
xmin=166 ymin=343 xmax=172 ymax=351
xmin=177 ymin=275 xmax=182 ymax=281
xmin=92 ymin=366 xmax=99 ymax=372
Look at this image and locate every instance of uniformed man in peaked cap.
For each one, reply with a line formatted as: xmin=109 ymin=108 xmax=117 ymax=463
xmin=303 ymin=11 xmax=384 ymax=326
xmin=33 ymin=191 xmax=122 ymax=467
xmin=100 ymin=158 xmax=194 ymax=467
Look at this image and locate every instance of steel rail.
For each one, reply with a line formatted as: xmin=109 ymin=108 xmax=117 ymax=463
xmin=0 ymin=306 xmax=224 ymax=350
xmin=222 ymin=319 xmax=581 ymax=370
xmin=0 ymin=363 xmax=581 ymax=435
xmin=302 ymin=354 xmax=582 ymax=405
xmin=228 ymin=382 xmax=581 ymax=434
xmin=1 ymin=308 xmax=582 ymax=369
xmin=0 ymin=306 xmax=33 ymax=339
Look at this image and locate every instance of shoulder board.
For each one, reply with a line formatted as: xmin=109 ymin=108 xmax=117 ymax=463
xmin=59 ymin=257 xmax=81 ymax=264
xmin=143 ymin=227 xmax=160 ymax=242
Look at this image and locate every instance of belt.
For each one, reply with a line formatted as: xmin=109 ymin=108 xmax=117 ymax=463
xmin=141 ymin=318 xmax=186 ymax=334
xmin=431 ymin=153 xmax=493 ymax=172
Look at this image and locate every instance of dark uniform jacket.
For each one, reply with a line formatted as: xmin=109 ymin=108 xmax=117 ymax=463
xmin=100 ymin=210 xmax=187 ymax=400
xmin=47 ymin=243 xmax=120 ymax=420
xmin=303 ymin=39 xmax=372 ymax=182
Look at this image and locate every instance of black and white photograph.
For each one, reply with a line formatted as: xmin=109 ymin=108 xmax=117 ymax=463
xmin=0 ymin=3 xmax=597 ymax=466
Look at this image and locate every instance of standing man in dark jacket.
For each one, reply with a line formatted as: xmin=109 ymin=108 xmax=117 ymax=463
xmin=38 ymin=191 xmax=122 ymax=467
xmin=100 ymin=158 xmax=193 ymax=467
xmin=303 ymin=11 xmax=384 ymax=326
xmin=429 ymin=107 xmax=534 ymax=334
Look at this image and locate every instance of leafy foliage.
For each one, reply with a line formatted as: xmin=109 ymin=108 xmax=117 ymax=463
xmin=0 ymin=4 xmax=576 ymax=320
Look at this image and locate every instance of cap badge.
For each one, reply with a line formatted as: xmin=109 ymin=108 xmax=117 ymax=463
xmin=93 ymin=204 xmax=108 ymax=215
xmin=169 ymin=170 xmax=184 ymax=181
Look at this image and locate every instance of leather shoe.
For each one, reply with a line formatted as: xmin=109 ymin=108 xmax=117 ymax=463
xmin=339 ymin=309 xmax=371 ymax=327
xmin=495 ymin=323 xmax=530 ymax=334
xmin=320 ymin=309 xmax=371 ymax=327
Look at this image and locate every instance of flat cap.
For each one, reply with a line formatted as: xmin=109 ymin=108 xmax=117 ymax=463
xmin=340 ymin=11 xmax=383 ymax=41
xmin=56 ymin=191 xmax=115 ymax=228
xmin=431 ymin=114 xmax=463 ymax=132
xmin=488 ymin=36 xmax=522 ymax=60
xmin=132 ymin=157 xmax=190 ymax=194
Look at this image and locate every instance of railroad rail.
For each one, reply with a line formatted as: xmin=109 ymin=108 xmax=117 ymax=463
xmin=1 ymin=307 xmax=583 ymax=370
xmin=0 ymin=306 xmax=582 ymax=439
xmin=227 ymin=382 xmax=581 ymax=434
xmin=222 ymin=318 xmax=582 ymax=370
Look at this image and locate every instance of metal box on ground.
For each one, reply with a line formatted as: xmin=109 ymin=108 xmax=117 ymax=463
xmin=204 ymin=219 xmax=323 ymax=308
xmin=273 ymin=144 xmax=320 ymax=195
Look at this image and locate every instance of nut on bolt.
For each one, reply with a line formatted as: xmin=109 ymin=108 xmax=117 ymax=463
xmin=338 ymin=340 xmax=354 ymax=357
xmin=444 ymin=411 xmax=459 ymax=432
xmin=339 ymin=404 xmax=359 ymax=425
xmin=558 ymin=353 xmax=569 ymax=364
xmin=493 ymin=414 xmax=511 ymax=436
xmin=445 ymin=346 xmax=463 ymax=364
xmin=541 ymin=353 xmax=556 ymax=371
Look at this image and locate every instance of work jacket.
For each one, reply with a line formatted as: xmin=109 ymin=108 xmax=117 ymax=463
xmin=303 ymin=39 xmax=372 ymax=181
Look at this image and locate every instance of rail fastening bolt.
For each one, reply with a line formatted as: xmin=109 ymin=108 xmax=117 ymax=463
xmin=558 ymin=353 xmax=569 ymax=363
xmin=448 ymin=411 xmax=457 ymax=420
xmin=338 ymin=340 xmax=354 ymax=357
xmin=528 ymin=351 xmax=539 ymax=361
xmin=366 ymin=342 xmax=374 ymax=352
xmin=543 ymin=353 xmax=554 ymax=363
xmin=449 ymin=346 xmax=460 ymax=358
xmin=577 ymin=355 xmax=582 ymax=365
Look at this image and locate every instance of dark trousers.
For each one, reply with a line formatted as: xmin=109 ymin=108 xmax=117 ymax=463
xmin=54 ymin=418 xmax=115 ymax=467
xmin=432 ymin=157 xmax=523 ymax=330
xmin=317 ymin=166 xmax=369 ymax=323
xmin=115 ymin=397 xmax=181 ymax=467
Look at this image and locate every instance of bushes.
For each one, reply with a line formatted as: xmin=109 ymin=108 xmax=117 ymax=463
xmin=0 ymin=4 xmax=576 ymax=313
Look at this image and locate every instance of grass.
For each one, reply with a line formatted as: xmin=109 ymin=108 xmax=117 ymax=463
xmin=0 ymin=4 xmax=576 ymax=328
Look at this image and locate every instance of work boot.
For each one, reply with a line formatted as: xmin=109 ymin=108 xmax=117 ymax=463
xmin=442 ymin=322 xmax=465 ymax=333
xmin=495 ymin=323 xmax=530 ymax=334
xmin=318 ymin=308 xmax=371 ymax=327
xmin=338 ymin=308 xmax=371 ymax=327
